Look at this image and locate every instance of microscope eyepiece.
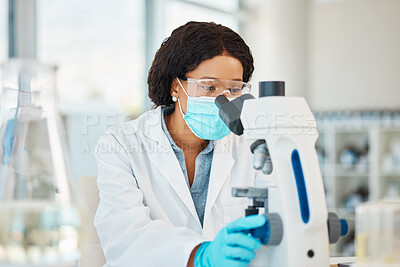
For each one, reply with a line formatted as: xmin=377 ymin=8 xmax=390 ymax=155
xmin=259 ymin=81 xmax=285 ymax=97
xmin=215 ymin=95 xmax=229 ymax=108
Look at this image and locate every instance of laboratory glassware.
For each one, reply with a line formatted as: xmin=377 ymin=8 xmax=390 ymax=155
xmin=0 ymin=59 xmax=86 ymax=265
xmin=356 ymin=200 xmax=400 ymax=267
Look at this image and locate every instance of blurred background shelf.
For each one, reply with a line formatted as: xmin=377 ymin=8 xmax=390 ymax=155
xmin=316 ymin=111 xmax=400 ymax=256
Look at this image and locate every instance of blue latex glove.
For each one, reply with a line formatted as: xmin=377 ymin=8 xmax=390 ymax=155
xmin=2 ymin=119 xmax=16 ymax=165
xmin=194 ymin=215 xmax=266 ymax=267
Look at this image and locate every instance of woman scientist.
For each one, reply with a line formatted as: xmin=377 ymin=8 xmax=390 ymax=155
xmin=94 ymin=21 xmax=267 ymax=267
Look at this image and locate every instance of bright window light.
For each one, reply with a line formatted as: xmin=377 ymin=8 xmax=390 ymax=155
xmin=164 ymin=0 xmax=240 ymax=38
xmin=37 ymin=0 xmax=146 ymax=114
xmin=0 ymin=0 xmax=7 ymax=63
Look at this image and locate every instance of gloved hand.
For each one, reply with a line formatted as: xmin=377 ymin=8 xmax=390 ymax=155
xmin=194 ymin=215 xmax=266 ymax=267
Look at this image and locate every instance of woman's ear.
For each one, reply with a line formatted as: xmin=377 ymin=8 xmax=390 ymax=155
xmin=170 ymin=78 xmax=180 ymax=98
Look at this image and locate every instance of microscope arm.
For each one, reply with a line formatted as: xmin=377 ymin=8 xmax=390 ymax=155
xmin=215 ymin=84 xmax=349 ymax=267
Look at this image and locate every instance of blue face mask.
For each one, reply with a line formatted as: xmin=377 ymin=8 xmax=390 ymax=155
xmin=176 ymin=79 xmax=231 ymax=140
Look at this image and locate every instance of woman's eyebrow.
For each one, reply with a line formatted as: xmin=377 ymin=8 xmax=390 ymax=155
xmin=199 ymin=76 xmax=243 ymax=81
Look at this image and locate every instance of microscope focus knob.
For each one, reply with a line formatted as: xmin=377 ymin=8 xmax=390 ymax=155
xmin=327 ymin=212 xmax=348 ymax=244
xmin=250 ymin=213 xmax=283 ymax=245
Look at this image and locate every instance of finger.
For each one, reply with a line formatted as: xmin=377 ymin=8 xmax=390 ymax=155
xmin=226 ymin=215 xmax=266 ymax=233
xmin=224 ymin=258 xmax=251 ymax=267
xmin=224 ymin=245 xmax=256 ymax=262
xmin=225 ymin=232 xmax=262 ymax=250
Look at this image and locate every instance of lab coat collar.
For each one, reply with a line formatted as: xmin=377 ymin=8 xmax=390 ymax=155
xmin=137 ymin=106 xmax=234 ymax=229
xmin=137 ymin=107 xmax=200 ymax=227
xmin=203 ymin=137 xmax=234 ymax=227
xmin=138 ymin=106 xmax=165 ymax=143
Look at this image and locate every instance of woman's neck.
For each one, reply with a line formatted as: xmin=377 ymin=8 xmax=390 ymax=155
xmin=165 ymin=108 xmax=209 ymax=154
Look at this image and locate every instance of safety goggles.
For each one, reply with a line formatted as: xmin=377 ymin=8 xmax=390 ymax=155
xmin=178 ymin=76 xmax=251 ymax=98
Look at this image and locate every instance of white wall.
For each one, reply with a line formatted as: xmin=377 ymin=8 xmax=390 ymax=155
xmin=308 ymin=0 xmax=400 ymax=111
xmin=243 ymin=0 xmax=400 ymax=111
xmin=61 ymin=104 xmax=130 ymax=179
xmin=242 ymin=0 xmax=308 ymax=98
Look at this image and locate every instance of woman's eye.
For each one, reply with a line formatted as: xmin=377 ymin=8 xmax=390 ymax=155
xmin=229 ymin=88 xmax=241 ymax=94
xmin=201 ymin=85 xmax=216 ymax=91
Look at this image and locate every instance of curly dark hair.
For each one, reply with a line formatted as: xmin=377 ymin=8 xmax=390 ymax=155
xmin=147 ymin=21 xmax=254 ymax=107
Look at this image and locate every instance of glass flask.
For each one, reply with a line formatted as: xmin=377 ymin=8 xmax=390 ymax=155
xmin=0 ymin=59 xmax=86 ymax=265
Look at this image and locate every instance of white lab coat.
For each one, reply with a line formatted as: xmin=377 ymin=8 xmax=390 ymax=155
xmin=94 ymin=106 xmax=257 ymax=267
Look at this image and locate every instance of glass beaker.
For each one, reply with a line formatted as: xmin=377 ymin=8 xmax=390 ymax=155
xmin=0 ymin=59 xmax=85 ymax=265
xmin=355 ymin=200 xmax=400 ymax=266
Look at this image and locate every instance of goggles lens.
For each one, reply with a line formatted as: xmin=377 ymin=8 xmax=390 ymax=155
xmin=181 ymin=77 xmax=251 ymax=98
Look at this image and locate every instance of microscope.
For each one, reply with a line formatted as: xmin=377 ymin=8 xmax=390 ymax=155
xmin=215 ymin=82 xmax=348 ymax=266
